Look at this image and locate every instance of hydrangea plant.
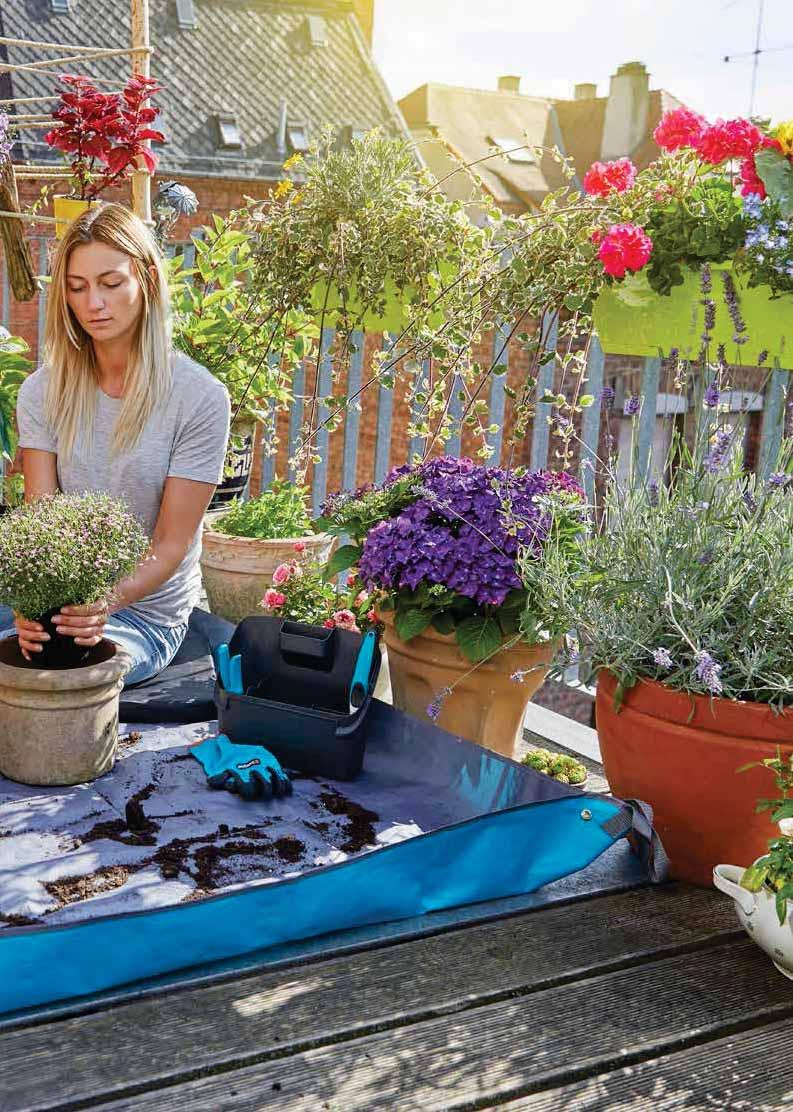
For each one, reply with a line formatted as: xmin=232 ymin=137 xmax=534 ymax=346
xmin=0 ymin=492 xmax=149 ymax=619
xmin=317 ymin=457 xmax=587 ymax=663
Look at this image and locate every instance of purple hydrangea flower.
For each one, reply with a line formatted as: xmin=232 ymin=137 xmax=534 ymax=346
xmin=695 ymin=651 xmax=723 ymax=695
xmin=356 ymin=458 xmax=584 ymax=608
xmin=652 ymin=647 xmax=673 ymax=670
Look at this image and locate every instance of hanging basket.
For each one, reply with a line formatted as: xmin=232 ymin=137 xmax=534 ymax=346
xmin=53 ymin=197 xmax=98 ymax=240
xmin=593 ymin=264 xmax=793 ymax=364
xmin=310 ymin=260 xmax=460 ymax=333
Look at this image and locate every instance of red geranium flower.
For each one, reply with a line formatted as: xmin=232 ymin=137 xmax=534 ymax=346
xmin=739 ymin=136 xmax=784 ymax=199
xmin=598 ymin=223 xmax=653 ymax=278
xmin=582 ymin=158 xmax=637 ymax=196
xmin=653 ymin=107 xmax=706 ymax=152
xmin=695 ymin=118 xmax=763 ymax=165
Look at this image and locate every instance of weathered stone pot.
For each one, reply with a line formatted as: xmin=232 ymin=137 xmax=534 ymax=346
xmin=0 ymin=637 xmax=131 ymax=786
xmin=200 ymin=526 xmax=336 ymax=625
xmin=382 ymin=613 xmax=556 ymax=758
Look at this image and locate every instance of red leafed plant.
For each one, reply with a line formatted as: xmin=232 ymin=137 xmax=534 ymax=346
xmin=44 ymin=73 xmax=165 ymax=200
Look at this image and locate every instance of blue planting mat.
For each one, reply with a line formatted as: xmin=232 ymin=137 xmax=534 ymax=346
xmin=0 ymin=701 xmax=663 ymax=1019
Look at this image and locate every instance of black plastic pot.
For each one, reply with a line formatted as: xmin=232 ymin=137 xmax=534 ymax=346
xmin=32 ymin=606 xmax=93 ymax=669
xmin=208 ymin=427 xmax=253 ymax=511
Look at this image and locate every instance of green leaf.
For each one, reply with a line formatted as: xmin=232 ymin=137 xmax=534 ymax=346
xmin=579 ymin=394 xmax=595 ymax=408
xmin=431 ymin=611 xmax=455 ymax=635
xmin=455 ymin=614 xmax=502 ymax=662
xmin=756 ymin=148 xmax=793 ymax=216
xmin=394 ymin=607 xmax=434 ymax=641
xmin=322 ymin=544 xmax=362 ymax=579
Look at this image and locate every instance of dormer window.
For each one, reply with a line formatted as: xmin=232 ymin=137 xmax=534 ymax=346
xmin=305 ymin=15 xmax=327 ymax=47
xmin=176 ymin=0 xmax=197 ymax=30
xmin=215 ymin=113 xmax=242 ymax=150
xmin=287 ymin=122 xmax=310 ymax=153
xmin=489 ymin=136 xmax=536 ymax=164
xmin=50 ymin=0 xmax=70 ymax=12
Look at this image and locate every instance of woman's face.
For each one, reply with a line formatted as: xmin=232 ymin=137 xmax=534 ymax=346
xmin=65 ymin=241 xmax=145 ymax=345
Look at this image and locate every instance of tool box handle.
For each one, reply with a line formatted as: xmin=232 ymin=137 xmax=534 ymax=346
xmin=279 ymin=621 xmax=335 ymax=663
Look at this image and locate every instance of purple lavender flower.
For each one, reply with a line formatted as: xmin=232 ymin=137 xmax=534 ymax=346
xmin=704 ymin=428 xmax=733 ymax=474
xmin=757 ymin=350 xmax=769 ymax=366
xmin=703 ymin=381 xmax=720 ymax=409
xmin=625 ymin=394 xmax=642 ymax=417
xmin=600 ymin=385 xmax=615 ymax=408
xmin=721 ymin=272 xmax=748 ymax=340
xmin=652 ymin=647 xmax=673 ymax=670
xmin=697 ymin=546 xmax=715 ymax=565
xmin=511 ymin=670 xmax=526 ymax=684
xmin=426 ymin=686 xmax=452 ymax=720
xmin=743 ymin=489 xmax=758 ymax=513
xmin=768 ymin=472 xmax=791 ymax=489
xmin=695 ymin=651 xmax=723 ymax=695
xmin=648 ymin=480 xmax=659 ymax=507
xmin=699 ymin=263 xmax=712 ymax=294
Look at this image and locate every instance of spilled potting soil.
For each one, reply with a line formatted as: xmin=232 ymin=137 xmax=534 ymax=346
xmin=0 ymin=721 xmax=425 ymax=927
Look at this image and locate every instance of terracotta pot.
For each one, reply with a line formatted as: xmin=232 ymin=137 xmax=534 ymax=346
xmin=596 ymin=670 xmax=793 ymax=887
xmin=382 ymin=612 xmax=556 ymax=758
xmin=200 ymin=526 xmax=336 ymax=625
xmin=0 ymin=637 xmax=131 ymax=786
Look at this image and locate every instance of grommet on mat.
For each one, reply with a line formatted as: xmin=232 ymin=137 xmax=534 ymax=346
xmin=581 ymin=809 xmax=592 ymax=821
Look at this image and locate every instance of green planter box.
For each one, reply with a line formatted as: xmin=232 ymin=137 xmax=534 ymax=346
xmin=593 ymin=266 xmax=793 ymax=365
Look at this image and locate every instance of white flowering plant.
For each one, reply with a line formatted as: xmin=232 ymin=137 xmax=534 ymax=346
xmin=0 ymin=492 xmax=149 ymax=620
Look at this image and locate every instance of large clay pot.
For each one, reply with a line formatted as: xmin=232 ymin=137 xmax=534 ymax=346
xmin=596 ymin=670 xmax=793 ymax=887
xmin=382 ymin=613 xmax=556 ymax=758
xmin=0 ymin=637 xmax=131 ymax=786
xmin=200 ymin=526 xmax=336 ymax=625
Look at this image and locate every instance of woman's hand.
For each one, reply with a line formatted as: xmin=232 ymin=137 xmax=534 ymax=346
xmin=52 ymin=601 xmax=112 ymax=647
xmin=14 ymin=614 xmax=50 ymax=662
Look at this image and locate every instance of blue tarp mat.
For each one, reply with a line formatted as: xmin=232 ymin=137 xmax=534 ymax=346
xmin=0 ymin=700 xmax=663 ymax=1016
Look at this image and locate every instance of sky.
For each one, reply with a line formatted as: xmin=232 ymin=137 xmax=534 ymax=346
xmin=372 ymin=0 xmax=792 ymax=123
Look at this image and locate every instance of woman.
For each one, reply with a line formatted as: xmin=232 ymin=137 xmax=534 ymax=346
xmin=0 ymin=203 xmax=230 ymax=685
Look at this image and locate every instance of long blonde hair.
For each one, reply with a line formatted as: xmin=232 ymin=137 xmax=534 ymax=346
xmin=43 ymin=203 xmax=172 ymax=460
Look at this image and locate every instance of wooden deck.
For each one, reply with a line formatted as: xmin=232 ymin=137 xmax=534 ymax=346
xmin=3 ymin=709 xmax=792 ymax=1110
xmin=2 ymin=882 xmax=793 ymax=1110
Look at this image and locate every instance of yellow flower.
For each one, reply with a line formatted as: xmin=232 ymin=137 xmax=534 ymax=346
xmin=274 ymin=178 xmax=294 ymax=199
xmin=282 ymin=153 xmax=303 ymax=171
xmin=772 ymin=120 xmax=793 ymax=157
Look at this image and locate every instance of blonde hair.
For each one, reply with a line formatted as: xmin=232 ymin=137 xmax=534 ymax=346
xmin=43 ymin=203 xmax=172 ymax=460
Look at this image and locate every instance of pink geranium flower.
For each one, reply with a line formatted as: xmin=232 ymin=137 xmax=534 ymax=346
xmin=272 ymin=562 xmax=293 ymax=586
xmin=293 ymin=541 xmax=306 ymax=553
xmin=332 ymin=608 xmax=359 ymax=632
xmin=695 ymin=118 xmax=763 ymax=165
xmin=582 ymin=158 xmax=637 ymax=197
xmin=653 ymin=106 xmax=707 ymax=152
xmin=598 ymin=223 xmax=653 ymax=278
xmin=739 ymin=137 xmax=783 ymax=198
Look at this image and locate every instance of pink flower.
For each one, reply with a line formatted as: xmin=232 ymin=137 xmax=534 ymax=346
xmin=272 ymin=562 xmax=293 ymax=587
xmin=582 ymin=158 xmax=637 ymax=196
xmin=653 ymin=106 xmax=707 ymax=152
xmin=332 ymin=608 xmax=359 ymax=631
xmin=293 ymin=541 xmax=306 ymax=554
xmin=261 ymin=588 xmax=286 ymax=609
xmin=367 ymin=609 xmax=379 ymax=623
xmin=590 ymin=229 xmax=604 ymax=245
xmin=695 ymin=118 xmax=763 ymax=165
xmin=323 ymin=618 xmax=336 ymax=629
xmin=739 ymin=137 xmax=783 ymax=198
xmin=354 ymin=590 xmax=369 ymax=607
xmin=598 ymin=224 xmax=653 ymax=278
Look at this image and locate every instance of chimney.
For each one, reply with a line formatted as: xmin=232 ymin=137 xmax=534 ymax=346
xmin=351 ymin=0 xmax=374 ymax=46
xmin=497 ymin=75 xmax=521 ymax=94
xmin=574 ymin=82 xmax=597 ymax=101
xmin=600 ymin=61 xmax=650 ymax=159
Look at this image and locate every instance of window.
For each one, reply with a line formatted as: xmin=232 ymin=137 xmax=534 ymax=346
xmin=286 ymin=122 xmax=310 ymax=153
xmin=176 ymin=0 xmax=197 ymax=30
xmin=215 ymin=113 xmax=242 ymax=150
xmin=50 ymin=0 xmax=70 ymax=12
xmin=305 ymin=14 xmax=327 ymax=47
xmin=489 ymin=136 xmax=536 ymax=164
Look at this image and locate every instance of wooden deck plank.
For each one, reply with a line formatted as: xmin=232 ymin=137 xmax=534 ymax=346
xmin=493 ymin=1015 xmax=793 ymax=1110
xmin=83 ymin=939 xmax=793 ymax=1112
xmin=1 ymin=886 xmax=739 ymax=1110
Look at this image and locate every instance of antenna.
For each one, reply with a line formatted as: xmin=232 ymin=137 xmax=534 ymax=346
xmin=723 ymin=0 xmax=793 ymax=114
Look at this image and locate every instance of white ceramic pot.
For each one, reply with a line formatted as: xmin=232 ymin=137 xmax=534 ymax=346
xmin=713 ymin=863 xmax=793 ymax=981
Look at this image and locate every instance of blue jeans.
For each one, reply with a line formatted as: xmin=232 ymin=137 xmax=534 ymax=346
xmin=0 ymin=604 xmax=187 ymax=688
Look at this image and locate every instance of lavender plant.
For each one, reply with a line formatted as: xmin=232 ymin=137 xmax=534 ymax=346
xmin=530 ymin=430 xmax=793 ymax=710
xmin=0 ymin=492 xmax=149 ymax=619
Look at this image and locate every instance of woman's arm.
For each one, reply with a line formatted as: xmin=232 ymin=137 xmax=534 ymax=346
xmin=22 ymin=448 xmax=59 ymax=500
xmin=53 ymin=476 xmax=217 ymax=645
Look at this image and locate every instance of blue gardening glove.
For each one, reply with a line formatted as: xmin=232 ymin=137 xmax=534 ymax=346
xmin=190 ymin=735 xmax=293 ymax=802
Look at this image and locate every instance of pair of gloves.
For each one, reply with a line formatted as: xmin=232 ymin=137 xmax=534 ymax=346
xmin=191 ymin=734 xmax=292 ymax=801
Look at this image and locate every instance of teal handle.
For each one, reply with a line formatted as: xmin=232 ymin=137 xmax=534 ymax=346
xmin=228 ymin=654 xmax=243 ymax=695
xmin=214 ymin=643 xmax=230 ymax=689
xmin=349 ymin=631 xmax=376 ymax=710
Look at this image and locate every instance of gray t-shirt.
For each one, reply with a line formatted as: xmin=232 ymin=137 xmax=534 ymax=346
xmin=16 ymin=352 xmax=231 ymax=627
